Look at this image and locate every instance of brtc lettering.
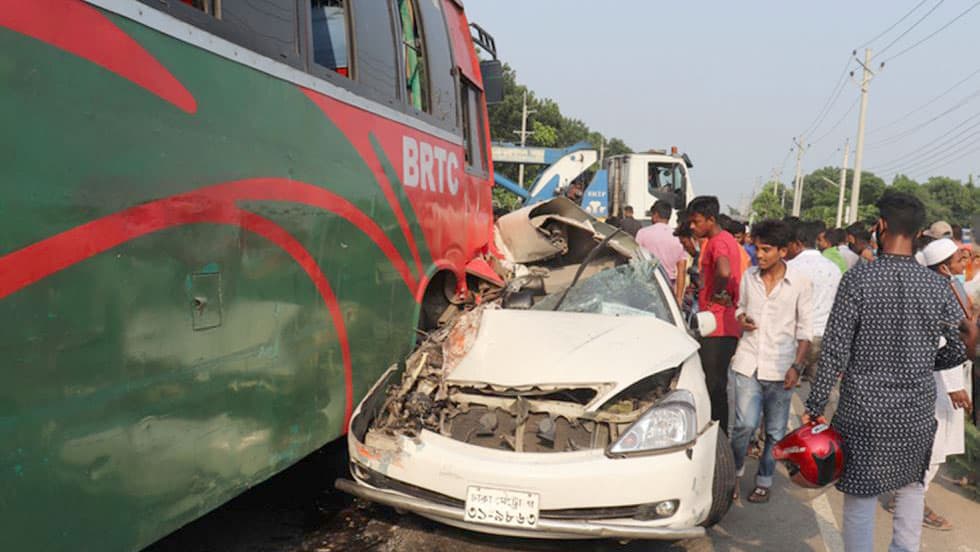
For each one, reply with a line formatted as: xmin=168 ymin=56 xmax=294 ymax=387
xmin=403 ymin=136 xmax=460 ymax=196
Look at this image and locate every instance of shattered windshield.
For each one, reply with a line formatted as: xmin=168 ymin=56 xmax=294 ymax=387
xmin=533 ymin=259 xmax=675 ymax=323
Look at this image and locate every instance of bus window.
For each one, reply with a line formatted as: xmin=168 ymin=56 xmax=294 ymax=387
xmin=413 ymin=0 xmax=456 ymax=128
xmin=397 ymin=0 xmax=430 ymax=112
xmin=310 ymin=0 xmax=350 ymax=77
xmin=460 ymin=79 xmax=486 ymax=174
xmin=350 ymin=0 xmax=399 ymax=102
xmin=180 ymin=0 xmax=219 ymax=17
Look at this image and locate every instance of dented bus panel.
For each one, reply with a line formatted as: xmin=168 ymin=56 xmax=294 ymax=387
xmin=0 ymin=0 xmax=498 ymax=549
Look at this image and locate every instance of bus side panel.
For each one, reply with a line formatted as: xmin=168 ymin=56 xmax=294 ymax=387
xmin=0 ymin=7 xmax=435 ymax=550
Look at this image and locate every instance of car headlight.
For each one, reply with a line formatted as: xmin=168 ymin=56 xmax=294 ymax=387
xmin=607 ymin=390 xmax=697 ymax=456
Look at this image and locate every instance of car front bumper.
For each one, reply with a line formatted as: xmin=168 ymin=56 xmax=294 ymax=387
xmin=335 ymin=477 xmax=706 ymax=540
xmin=341 ymin=419 xmax=722 ymax=540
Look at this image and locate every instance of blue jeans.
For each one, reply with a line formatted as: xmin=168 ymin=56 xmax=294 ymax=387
xmin=843 ymin=482 xmax=924 ymax=552
xmin=730 ymin=371 xmax=793 ymax=487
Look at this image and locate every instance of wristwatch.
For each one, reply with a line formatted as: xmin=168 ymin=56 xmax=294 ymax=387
xmin=790 ymin=362 xmax=804 ymax=373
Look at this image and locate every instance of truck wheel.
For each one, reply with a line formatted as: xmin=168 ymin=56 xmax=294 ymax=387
xmin=701 ymin=427 xmax=736 ymax=527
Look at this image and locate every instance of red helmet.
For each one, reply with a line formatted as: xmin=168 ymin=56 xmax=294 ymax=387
xmin=773 ymin=422 xmax=845 ymax=488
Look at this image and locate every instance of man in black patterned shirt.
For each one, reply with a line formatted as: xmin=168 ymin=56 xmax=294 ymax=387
xmin=803 ymin=192 xmax=973 ymax=552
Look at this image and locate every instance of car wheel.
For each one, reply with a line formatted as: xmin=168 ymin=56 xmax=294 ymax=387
xmin=700 ymin=428 xmax=736 ymax=527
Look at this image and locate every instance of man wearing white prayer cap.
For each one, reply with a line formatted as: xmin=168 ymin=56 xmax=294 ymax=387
xmin=908 ymin=238 xmax=974 ymax=530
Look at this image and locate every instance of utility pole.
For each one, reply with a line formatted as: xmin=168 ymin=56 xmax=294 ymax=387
xmin=791 ymin=137 xmax=807 ymax=217
xmin=849 ymin=48 xmax=879 ymax=224
xmin=836 ymin=138 xmax=850 ymax=228
xmin=513 ymin=91 xmax=535 ymax=187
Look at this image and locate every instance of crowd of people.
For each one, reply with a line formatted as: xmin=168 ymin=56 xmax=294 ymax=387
xmin=610 ymin=193 xmax=979 ymax=552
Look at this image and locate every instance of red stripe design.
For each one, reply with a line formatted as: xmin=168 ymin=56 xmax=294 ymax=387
xmin=0 ymin=178 xmax=430 ymax=425
xmin=0 ymin=193 xmax=354 ymax=422
xmin=200 ymin=180 xmax=418 ymax=291
xmin=301 ymin=89 xmax=425 ymax=280
xmin=239 ymin=211 xmax=353 ymax=424
xmin=0 ymin=179 xmax=417 ymax=298
xmin=0 ymin=0 xmax=197 ymax=113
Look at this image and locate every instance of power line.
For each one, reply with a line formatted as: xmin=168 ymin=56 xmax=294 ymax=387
xmin=909 ymin=144 xmax=980 ymax=178
xmin=904 ymin=139 xmax=980 ymax=178
xmin=868 ymin=65 xmax=980 ymax=134
xmin=883 ymin=131 xmax=980 ymax=177
xmin=881 ymin=1 xmax=980 ymax=63
xmin=872 ymin=112 xmax=980 ymax=172
xmin=817 ymin=144 xmax=844 ymax=167
xmin=807 ymin=78 xmax=850 ymax=137
xmin=857 ymin=0 xmax=931 ymax=49
xmin=865 ymin=84 xmax=980 ymax=149
xmin=800 ymin=58 xmax=852 ymax=137
xmin=812 ymin=97 xmax=860 ymax=146
xmin=873 ymin=0 xmax=947 ymax=59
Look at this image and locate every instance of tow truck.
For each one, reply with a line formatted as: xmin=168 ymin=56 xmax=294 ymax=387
xmin=492 ymin=144 xmax=695 ymax=225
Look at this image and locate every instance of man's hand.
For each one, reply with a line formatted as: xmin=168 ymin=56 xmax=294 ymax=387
xmin=711 ymin=291 xmax=733 ymax=308
xmin=737 ymin=313 xmax=757 ymax=332
xmin=949 ymin=390 xmax=973 ymax=413
xmin=784 ymin=366 xmax=800 ymax=390
xmin=801 ymin=412 xmax=828 ymax=426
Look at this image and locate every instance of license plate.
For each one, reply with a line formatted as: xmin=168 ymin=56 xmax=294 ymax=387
xmin=464 ymin=486 xmax=540 ymax=529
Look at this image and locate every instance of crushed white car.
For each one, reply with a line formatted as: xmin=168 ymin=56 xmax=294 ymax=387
xmin=336 ymin=198 xmax=735 ymax=540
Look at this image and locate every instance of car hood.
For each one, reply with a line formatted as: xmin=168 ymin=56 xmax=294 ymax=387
xmin=446 ymin=309 xmax=699 ymax=409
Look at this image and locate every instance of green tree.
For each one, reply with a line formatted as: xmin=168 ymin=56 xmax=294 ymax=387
xmin=750 ymin=183 xmax=786 ymax=220
xmin=752 ymin=166 xmax=979 ymax=229
xmin=486 ymin=63 xmax=634 ymax=205
xmin=530 ymin=121 xmax=558 ymax=147
xmin=925 ymin=176 xmax=974 ymax=225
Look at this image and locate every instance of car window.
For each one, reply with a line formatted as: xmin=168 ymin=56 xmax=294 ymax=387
xmin=533 ymin=259 xmax=675 ymax=324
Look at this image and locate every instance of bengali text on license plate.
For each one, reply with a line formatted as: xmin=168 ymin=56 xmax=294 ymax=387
xmin=464 ymin=486 xmax=540 ymax=529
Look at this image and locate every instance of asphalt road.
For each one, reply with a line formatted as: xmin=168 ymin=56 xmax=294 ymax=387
xmin=147 ymin=389 xmax=980 ymax=552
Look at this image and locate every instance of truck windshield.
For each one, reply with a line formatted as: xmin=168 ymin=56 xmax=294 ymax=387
xmin=647 ymin=162 xmax=685 ymax=194
xmin=533 ymin=259 xmax=674 ymax=324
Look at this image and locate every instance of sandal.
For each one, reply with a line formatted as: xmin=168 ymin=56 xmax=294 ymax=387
xmin=923 ymin=506 xmax=953 ymax=531
xmin=747 ymin=486 xmax=770 ymax=504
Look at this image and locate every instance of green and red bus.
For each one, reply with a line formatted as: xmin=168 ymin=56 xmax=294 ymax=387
xmin=0 ymin=0 xmax=502 ymax=548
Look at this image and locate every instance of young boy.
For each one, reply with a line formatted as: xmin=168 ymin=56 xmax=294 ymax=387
xmin=730 ymin=220 xmax=813 ymax=503
xmin=688 ymin=196 xmax=744 ymax=430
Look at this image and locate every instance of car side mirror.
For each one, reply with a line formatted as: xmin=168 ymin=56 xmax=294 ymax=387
xmin=480 ymin=60 xmax=504 ymax=104
xmin=690 ymin=311 xmax=717 ymax=338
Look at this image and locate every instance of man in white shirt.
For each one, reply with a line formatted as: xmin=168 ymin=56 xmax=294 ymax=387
xmin=914 ymin=238 xmax=974 ymax=530
xmin=832 ymin=227 xmax=860 ymax=269
xmin=786 ymin=220 xmax=843 ymax=381
xmin=730 ymin=220 xmax=813 ymax=504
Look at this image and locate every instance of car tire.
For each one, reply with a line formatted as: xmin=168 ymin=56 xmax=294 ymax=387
xmin=700 ymin=428 xmax=736 ymax=527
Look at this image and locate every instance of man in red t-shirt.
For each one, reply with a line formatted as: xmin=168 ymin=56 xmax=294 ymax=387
xmin=688 ymin=196 xmax=743 ymax=431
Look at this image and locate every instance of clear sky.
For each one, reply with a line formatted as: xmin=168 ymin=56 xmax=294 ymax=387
xmin=465 ymin=1 xmax=979 ymax=211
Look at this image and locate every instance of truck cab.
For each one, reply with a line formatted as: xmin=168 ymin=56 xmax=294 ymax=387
xmin=603 ymin=149 xmax=694 ymax=224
